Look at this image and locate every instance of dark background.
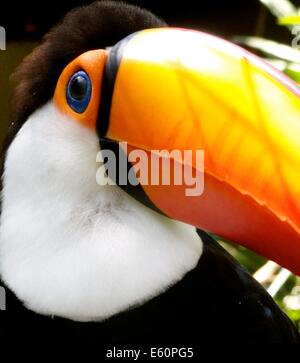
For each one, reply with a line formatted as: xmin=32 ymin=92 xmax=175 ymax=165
xmin=0 ymin=0 xmax=299 ymax=144
xmin=0 ymin=0 xmax=294 ymax=41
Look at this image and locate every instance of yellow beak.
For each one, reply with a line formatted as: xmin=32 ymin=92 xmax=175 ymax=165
xmin=98 ymin=28 xmax=300 ymax=275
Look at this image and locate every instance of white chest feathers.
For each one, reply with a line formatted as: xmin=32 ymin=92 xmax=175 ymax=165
xmin=0 ymin=102 xmax=202 ymax=322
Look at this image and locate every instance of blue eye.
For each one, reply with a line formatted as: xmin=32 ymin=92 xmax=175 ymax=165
xmin=66 ymin=70 xmax=91 ymax=113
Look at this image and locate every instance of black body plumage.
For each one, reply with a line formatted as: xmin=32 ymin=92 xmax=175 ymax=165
xmin=0 ymin=232 xmax=299 ymax=343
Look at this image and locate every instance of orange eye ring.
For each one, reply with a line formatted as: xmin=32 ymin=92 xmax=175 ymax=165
xmin=54 ymin=49 xmax=107 ymax=130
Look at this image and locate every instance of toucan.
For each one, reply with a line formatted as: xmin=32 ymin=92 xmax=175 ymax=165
xmin=0 ymin=1 xmax=299 ymax=344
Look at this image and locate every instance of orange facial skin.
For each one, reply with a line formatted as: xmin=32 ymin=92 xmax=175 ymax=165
xmin=54 ymin=49 xmax=107 ymax=130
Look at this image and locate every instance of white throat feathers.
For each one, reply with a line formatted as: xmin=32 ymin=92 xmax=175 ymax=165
xmin=0 ymin=102 xmax=202 ymax=322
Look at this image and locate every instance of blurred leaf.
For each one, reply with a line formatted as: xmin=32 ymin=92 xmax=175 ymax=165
xmin=283 ymin=63 xmax=300 ymax=83
xmin=284 ymin=309 xmax=300 ymax=331
xmin=220 ymin=240 xmax=266 ymax=274
xmin=278 ymin=15 xmax=300 ymax=25
xmin=258 ymin=0 xmax=297 ymax=18
xmin=234 ymin=36 xmax=300 ymax=62
xmin=262 ymin=59 xmax=300 ymax=83
xmin=268 ymin=269 xmax=294 ymax=298
xmin=253 ymin=261 xmax=280 ymax=286
xmin=283 ymin=285 xmax=300 ymax=310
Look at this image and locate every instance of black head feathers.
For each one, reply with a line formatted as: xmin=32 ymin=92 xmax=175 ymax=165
xmin=6 ymin=1 xmax=166 ymax=150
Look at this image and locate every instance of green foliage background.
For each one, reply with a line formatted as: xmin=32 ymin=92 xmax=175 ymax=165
xmin=219 ymin=0 xmax=300 ymax=332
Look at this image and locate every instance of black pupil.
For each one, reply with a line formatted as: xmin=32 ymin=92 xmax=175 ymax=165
xmin=70 ymin=75 xmax=87 ymax=100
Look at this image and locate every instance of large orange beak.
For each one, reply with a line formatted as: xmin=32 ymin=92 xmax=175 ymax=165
xmin=97 ymin=28 xmax=300 ymax=276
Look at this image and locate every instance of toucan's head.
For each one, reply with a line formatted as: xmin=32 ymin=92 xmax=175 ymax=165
xmin=1 ymin=1 xmax=300 ymax=321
